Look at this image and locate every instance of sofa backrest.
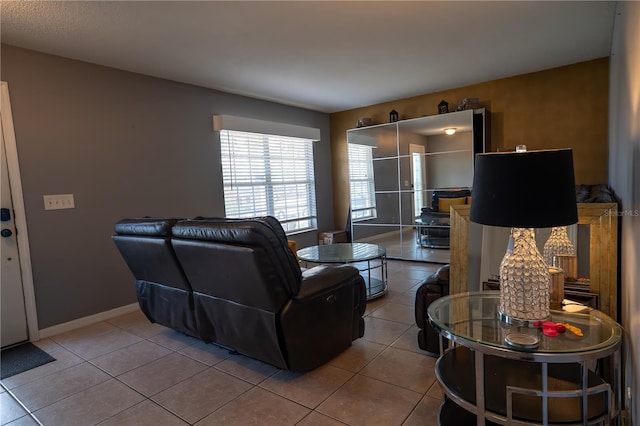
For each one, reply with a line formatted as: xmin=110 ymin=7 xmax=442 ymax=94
xmin=171 ymin=217 xmax=301 ymax=313
xmin=191 ymin=215 xmax=301 ymax=282
xmin=112 ymin=218 xmax=191 ymax=292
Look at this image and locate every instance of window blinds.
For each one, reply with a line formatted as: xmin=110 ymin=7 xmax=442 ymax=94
xmin=220 ymin=130 xmax=317 ymax=233
xmin=348 ymin=144 xmax=377 ymax=220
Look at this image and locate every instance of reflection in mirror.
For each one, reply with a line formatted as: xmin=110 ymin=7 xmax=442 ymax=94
xmin=576 ymin=224 xmax=590 ymax=278
xmin=479 ymin=224 xmax=591 ymax=286
xmin=450 ymin=203 xmax=618 ymax=319
xmin=411 ymin=149 xmax=425 ymax=217
xmin=347 ymin=109 xmax=487 ymax=263
xmin=354 ymin=193 xmax=400 ymax=227
xmin=372 ymin=158 xmax=399 ymax=192
xmin=351 ymin=224 xmax=403 ymax=256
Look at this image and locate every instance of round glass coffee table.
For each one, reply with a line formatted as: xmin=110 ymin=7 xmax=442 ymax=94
xmin=297 ymin=243 xmax=387 ymax=300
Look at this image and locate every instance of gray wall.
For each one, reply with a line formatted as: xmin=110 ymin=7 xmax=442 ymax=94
xmin=608 ymin=2 xmax=640 ymax=423
xmin=1 ymin=45 xmax=333 ymax=329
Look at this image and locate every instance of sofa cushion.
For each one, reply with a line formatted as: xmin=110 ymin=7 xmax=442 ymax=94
xmin=431 ymin=189 xmax=472 ymax=212
xmin=438 ymin=196 xmax=467 ymax=213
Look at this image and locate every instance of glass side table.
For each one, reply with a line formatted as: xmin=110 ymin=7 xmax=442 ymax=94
xmin=297 ymin=243 xmax=387 ymax=300
xmin=415 ymin=218 xmax=451 ymax=248
xmin=428 ymin=291 xmax=622 ymax=425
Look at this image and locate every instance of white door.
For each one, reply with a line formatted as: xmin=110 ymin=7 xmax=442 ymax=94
xmin=1 ymin=82 xmax=36 ymax=347
xmin=1 ymin=117 xmax=28 ymax=347
xmin=409 ymin=144 xmax=426 ymax=218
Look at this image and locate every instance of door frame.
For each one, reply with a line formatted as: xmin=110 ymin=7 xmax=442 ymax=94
xmin=1 ymin=81 xmax=39 ymax=341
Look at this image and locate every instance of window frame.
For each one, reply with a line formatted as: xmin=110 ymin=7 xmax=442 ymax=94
xmin=219 ymin=129 xmax=318 ymax=234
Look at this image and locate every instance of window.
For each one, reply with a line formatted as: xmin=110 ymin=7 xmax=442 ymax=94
xmin=348 ymin=143 xmax=377 ymax=220
xmin=220 ymin=130 xmax=317 ymax=233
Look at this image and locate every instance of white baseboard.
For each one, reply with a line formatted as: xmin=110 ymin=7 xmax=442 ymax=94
xmin=37 ymin=303 xmax=140 ymax=339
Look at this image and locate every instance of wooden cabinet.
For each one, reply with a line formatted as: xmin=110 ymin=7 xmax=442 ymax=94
xmin=346 ymin=109 xmax=488 ymax=261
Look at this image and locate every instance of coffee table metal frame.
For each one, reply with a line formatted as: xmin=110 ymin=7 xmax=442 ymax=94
xmin=296 ymin=242 xmax=388 ymax=300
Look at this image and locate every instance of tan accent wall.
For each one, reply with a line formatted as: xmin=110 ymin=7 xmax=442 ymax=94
xmin=330 ymin=58 xmax=609 ymax=229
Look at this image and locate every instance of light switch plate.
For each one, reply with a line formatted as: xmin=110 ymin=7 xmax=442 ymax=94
xmin=43 ymin=194 xmax=75 ymax=210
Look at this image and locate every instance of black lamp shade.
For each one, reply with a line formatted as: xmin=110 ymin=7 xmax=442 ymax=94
xmin=470 ymin=149 xmax=578 ymax=228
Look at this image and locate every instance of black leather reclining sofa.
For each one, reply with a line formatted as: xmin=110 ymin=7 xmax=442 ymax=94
xmin=418 ymin=189 xmax=472 ymax=248
xmin=113 ymin=216 xmax=366 ymax=372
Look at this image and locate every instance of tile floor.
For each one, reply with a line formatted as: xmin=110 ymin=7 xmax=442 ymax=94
xmin=1 ymin=260 xmax=444 ymax=426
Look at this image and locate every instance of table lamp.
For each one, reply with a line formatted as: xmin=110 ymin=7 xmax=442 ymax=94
xmin=543 ymin=226 xmax=578 ymax=281
xmin=470 ymin=146 xmax=578 ymax=325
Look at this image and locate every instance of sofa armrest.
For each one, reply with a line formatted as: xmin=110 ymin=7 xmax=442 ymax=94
xmin=420 ymin=210 xmax=451 ymax=226
xmin=280 ymin=265 xmax=366 ymax=371
xmin=296 ymin=265 xmax=360 ymax=299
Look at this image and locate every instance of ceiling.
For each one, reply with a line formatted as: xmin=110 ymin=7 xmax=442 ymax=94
xmin=0 ymin=1 xmax=617 ymax=113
